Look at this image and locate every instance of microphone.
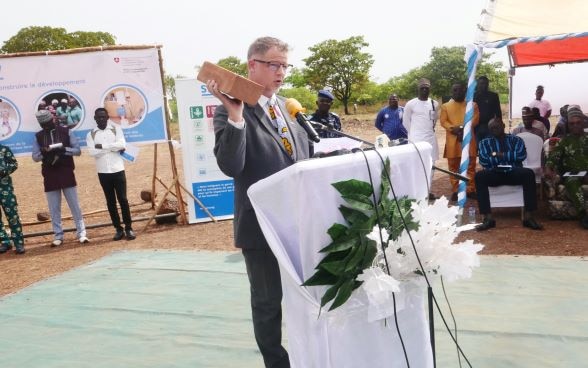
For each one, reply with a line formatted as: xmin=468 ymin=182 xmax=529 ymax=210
xmin=285 ymin=98 xmax=320 ymax=143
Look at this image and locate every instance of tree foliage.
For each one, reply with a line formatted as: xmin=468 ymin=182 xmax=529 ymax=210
xmin=1 ymin=26 xmax=115 ymax=54
xmin=303 ymin=36 xmax=374 ymax=115
xmin=217 ymin=56 xmax=248 ymax=77
xmin=280 ymin=87 xmax=317 ymax=112
xmin=381 ymin=46 xmax=508 ymax=101
xmin=164 ymin=74 xmax=186 ymax=122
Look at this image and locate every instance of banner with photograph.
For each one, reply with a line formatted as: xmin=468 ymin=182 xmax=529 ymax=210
xmin=0 ymin=47 xmax=167 ymax=155
xmin=176 ymin=79 xmax=234 ymax=224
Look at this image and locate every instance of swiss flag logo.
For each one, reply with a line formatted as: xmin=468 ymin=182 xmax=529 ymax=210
xmin=114 ymin=57 xmax=120 ymax=63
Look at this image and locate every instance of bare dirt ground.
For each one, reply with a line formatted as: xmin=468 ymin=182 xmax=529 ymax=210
xmin=0 ymin=115 xmax=586 ymax=296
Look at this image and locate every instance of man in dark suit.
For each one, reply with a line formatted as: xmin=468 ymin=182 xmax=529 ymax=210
xmin=207 ymin=36 xmax=311 ymax=368
xmin=473 ymin=75 xmax=502 ymax=144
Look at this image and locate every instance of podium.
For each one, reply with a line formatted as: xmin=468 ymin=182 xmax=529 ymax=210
xmin=248 ymin=143 xmax=434 ymax=368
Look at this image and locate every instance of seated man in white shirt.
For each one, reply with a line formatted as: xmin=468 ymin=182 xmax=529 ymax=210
xmin=86 ymin=108 xmax=136 ymax=241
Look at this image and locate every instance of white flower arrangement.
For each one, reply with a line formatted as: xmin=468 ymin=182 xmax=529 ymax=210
xmin=359 ymin=196 xmax=483 ymax=308
xmin=302 ymin=159 xmax=484 ymax=315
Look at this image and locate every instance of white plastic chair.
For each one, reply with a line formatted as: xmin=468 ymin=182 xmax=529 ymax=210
xmin=518 ymin=132 xmax=544 ymax=185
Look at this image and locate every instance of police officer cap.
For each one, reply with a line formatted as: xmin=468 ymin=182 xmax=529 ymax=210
xmin=318 ymin=90 xmax=334 ymax=100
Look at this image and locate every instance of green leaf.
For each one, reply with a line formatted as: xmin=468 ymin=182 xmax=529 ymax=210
xmin=348 ymin=213 xmax=378 ymax=235
xmin=339 ymin=206 xmax=369 ymax=226
xmin=319 ymin=258 xmax=348 ymax=276
xmin=329 ymin=278 xmax=356 ymax=311
xmin=379 ymin=158 xmax=391 ymax=201
xmin=344 ymin=240 xmax=366 ymax=272
xmin=332 ymin=179 xmax=373 ymax=197
xmin=302 ymin=269 xmax=339 ymax=286
xmin=316 ymin=249 xmax=350 ymax=267
xmin=319 ymin=234 xmax=359 ymax=253
xmin=320 ymin=281 xmax=343 ymax=308
xmin=359 ymin=240 xmax=378 ymax=269
xmin=327 ymin=223 xmax=348 ymax=241
xmin=341 ymin=193 xmax=374 ymax=212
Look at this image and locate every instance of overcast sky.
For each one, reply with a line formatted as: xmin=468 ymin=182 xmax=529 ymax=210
xmin=1 ymin=0 xmax=492 ymax=82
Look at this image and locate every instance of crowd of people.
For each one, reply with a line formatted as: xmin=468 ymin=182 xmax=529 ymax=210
xmin=37 ymin=96 xmax=83 ymax=128
xmin=0 ymin=107 xmax=136 ymax=255
xmin=374 ymin=79 xmax=588 ymax=231
xmin=1 ymin=35 xmax=586 ymax=368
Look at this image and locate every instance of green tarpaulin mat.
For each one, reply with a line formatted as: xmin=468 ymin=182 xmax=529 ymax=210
xmin=0 ymin=251 xmax=586 ymax=368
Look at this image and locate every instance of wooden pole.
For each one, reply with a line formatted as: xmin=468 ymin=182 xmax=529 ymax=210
xmin=157 ymin=47 xmax=188 ymax=225
xmin=142 ymin=177 xmax=178 ymax=231
xmin=151 ymin=143 xmax=158 ymax=208
xmin=0 ymin=44 xmax=163 ymax=59
xmin=23 ymin=202 xmax=148 ymax=226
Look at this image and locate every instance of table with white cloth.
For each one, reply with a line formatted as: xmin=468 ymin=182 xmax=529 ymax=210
xmin=248 ymin=143 xmax=434 ymax=368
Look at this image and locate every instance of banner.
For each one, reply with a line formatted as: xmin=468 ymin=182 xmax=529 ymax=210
xmin=176 ymin=79 xmax=234 ymax=223
xmin=0 ymin=47 xmax=167 ymax=155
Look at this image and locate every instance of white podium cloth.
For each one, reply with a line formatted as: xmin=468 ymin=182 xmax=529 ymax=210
xmin=248 ymin=143 xmax=434 ymax=368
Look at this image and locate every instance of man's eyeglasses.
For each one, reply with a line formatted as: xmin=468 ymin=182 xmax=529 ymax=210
xmin=253 ymin=59 xmax=293 ymax=72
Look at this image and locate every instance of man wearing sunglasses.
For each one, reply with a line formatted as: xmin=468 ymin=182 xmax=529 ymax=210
xmin=207 ymin=36 xmax=310 ymax=368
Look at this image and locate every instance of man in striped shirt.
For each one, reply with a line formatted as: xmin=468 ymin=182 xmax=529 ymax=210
xmin=474 ymin=118 xmax=543 ymax=231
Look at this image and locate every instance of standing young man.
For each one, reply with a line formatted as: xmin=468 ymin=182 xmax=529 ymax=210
xmin=375 ymin=93 xmax=407 ymax=141
xmin=403 ymin=78 xmax=440 ymax=200
xmin=473 ymin=76 xmax=501 ymax=144
xmin=33 ymin=109 xmax=89 ymax=247
xmin=207 ymin=36 xmax=311 ymax=368
xmin=86 ymin=108 xmax=135 ymax=241
xmin=440 ymin=82 xmax=479 ymax=201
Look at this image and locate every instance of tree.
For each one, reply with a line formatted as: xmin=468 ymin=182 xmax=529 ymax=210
xmin=379 ymin=46 xmax=508 ymax=103
xmin=1 ymin=26 xmax=115 ymax=54
xmin=284 ymin=67 xmax=308 ymax=88
xmin=163 ymin=74 xmax=186 ymax=123
xmin=217 ymin=56 xmax=248 ymax=77
xmin=303 ymin=36 xmax=374 ymax=114
xmin=421 ymin=46 xmax=508 ymax=98
xmin=68 ymin=31 xmax=116 ymax=49
xmin=280 ymin=87 xmax=316 ymax=112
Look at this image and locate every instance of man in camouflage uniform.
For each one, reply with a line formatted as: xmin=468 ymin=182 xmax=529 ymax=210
xmin=545 ymin=105 xmax=588 ymax=229
xmin=0 ymin=144 xmax=25 ymax=254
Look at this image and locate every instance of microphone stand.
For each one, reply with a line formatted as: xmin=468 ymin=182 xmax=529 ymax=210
xmin=308 ymin=120 xmax=474 ymax=368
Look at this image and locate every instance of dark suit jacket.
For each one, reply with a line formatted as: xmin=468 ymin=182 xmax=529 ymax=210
xmin=213 ymin=96 xmax=311 ymax=249
xmin=474 ymin=91 xmax=502 ymax=143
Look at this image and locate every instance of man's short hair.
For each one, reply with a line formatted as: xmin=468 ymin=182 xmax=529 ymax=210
xmin=247 ymin=37 xmax=289 ymax=60
xmin=94 ymin=107 xmax=108 ymax=115
xmin=477 ymin=76 xmax=489 ymax=82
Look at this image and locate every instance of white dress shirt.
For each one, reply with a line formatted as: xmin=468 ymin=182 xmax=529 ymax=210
xmin=86 ymin=121 xmax=126 ymax=173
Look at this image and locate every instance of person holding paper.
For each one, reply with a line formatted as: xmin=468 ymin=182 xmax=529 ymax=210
xmin=206 ymin=36 xmax=311 ymax=368
xmin=86 ymin=108 xmax=136 ymax=241
xmin=474 ymin=118 xmax=543 ymax=231
xmin=545 ymin=105 xmax=588 ymax=229
xmin=32 ymin=109 xmax=89 ymax=247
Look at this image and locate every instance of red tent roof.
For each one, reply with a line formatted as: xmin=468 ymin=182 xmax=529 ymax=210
xmin=508 ymin=36 xmax=588 ymax=67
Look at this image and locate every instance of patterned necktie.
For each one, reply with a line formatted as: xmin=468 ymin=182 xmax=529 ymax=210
xmin=268 ymin=100 xmax=294 ymax=157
